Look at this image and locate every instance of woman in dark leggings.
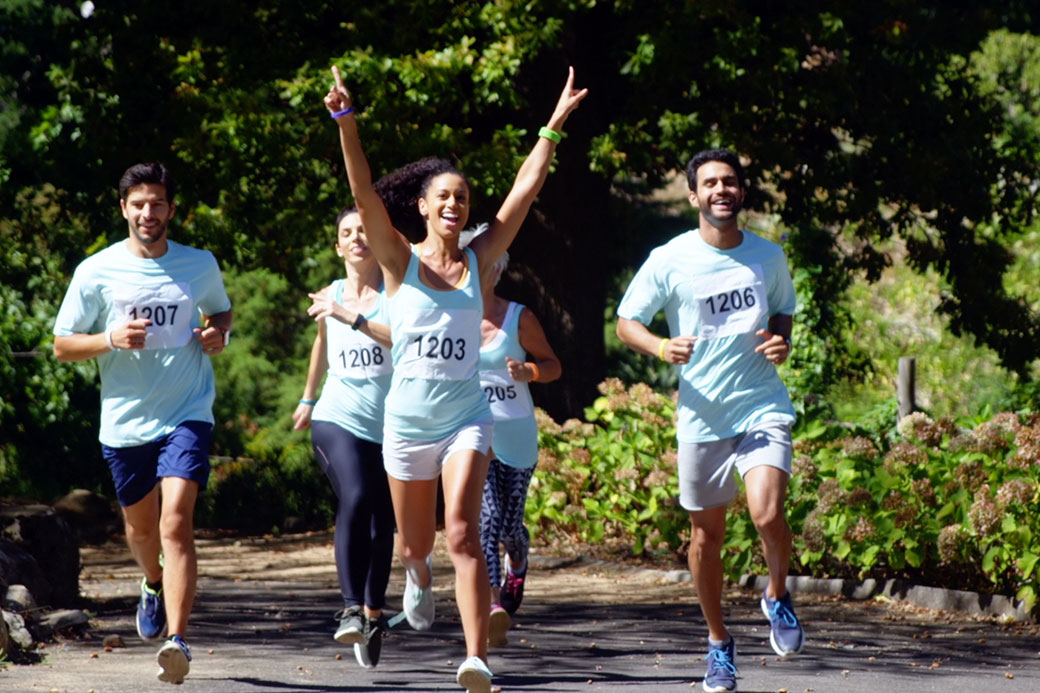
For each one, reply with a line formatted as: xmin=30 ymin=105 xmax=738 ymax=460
xmin=293 ymin=207 xmax=395 ymax=668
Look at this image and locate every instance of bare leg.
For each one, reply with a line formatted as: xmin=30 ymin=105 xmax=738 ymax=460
xmin=687 ymin=505 xmax=729 ymax=642
xmin=386 ymin=475 xmax=439 ymax=588
xmin=121 ymin=485 xmax=163 ymax=584
xmin=158 ymin=476 xmax=199 ymax=637
xmin=743 ymin=465 xmax=792 ymax=599
xmin=441 ymin=449 xmax=491 ymax=661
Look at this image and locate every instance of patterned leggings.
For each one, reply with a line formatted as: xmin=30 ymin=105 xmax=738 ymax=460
xmin=479 ymin=458 xmax=535 ymax=587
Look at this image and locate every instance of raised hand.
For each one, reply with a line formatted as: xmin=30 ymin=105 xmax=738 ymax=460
xmin=324 ymin=65 xmax=354 ymax=116
xmin=546 ymin=66 xmax=589 ymax=131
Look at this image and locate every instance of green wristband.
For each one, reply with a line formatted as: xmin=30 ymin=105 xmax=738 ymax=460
xmin=538 ymin=126 xmax=562 ymax=144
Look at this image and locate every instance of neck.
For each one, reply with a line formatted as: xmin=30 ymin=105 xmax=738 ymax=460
xmin=126 ymin=236 xmax=169 ymax=259
xmin=343 ymin=259 xmax=382 ymax=295
xmin=697 ymin=220 xmax=742 ymax=250
xmin=419 ymin=233 xmax=461 ymax=262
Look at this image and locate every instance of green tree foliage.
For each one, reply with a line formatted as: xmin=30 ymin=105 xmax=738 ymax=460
xmin=3 ymin=2 xmax=1040 ymax=504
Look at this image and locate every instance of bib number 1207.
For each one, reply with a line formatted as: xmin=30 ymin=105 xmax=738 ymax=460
xmin=128 ymin=304 xmax=179 ymax=326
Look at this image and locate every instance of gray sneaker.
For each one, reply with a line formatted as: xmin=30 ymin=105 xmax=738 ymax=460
xmin=403 ymin=554 xmax=434 ymax=631
xmin=334 ymin=605 xmax=365 ymax=645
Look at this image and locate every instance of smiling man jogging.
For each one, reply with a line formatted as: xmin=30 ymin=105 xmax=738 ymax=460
xmin=615 ymin=149 xmax=804 ymax=692
xmin=53 ymin=162 xmax=232 ymax=685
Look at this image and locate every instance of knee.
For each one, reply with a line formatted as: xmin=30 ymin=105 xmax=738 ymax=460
xmin=443 ymin=518 xmax=480 ymax=557
xmin=690 ymin=524 xmax=726 ymax=554
xmin=159 ymin=510 xmax=194 ymax=545
xmin=750 ymin=505 xmax=789 ymax=540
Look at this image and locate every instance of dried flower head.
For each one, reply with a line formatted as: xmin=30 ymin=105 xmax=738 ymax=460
xmin=1011 ymin=424 xmax=1040 ymax=469
xmin=801 ymin=511 xmax=826 ymax=552
xmin=884 ymin=442 xmax=929 ymax=467
xmin=968 ymin=491 xmax=1001 ymax=537
xmin=846 ymin=516 xmax=876 ymax=543
xmin=628 ymin=382 xmax=659 ymax=408
xmin=535 ymin=407 xmax=563 ymax=435
xmin=816 ymin=479 xmax=846 ymax=513
xmin=792 ymin=454 xmax=817 ymax=480
xmin=995 ymin=479 xmax=1034 ymax=508
xmin=841 ymin=436 xmax=879 ymax=460
xmin=937 ymin=523 xmax=966 ymax=563
xmin=597 ymin=377 xmax=626 ymax=397
xmin=897 ymin=412 xmax=934 ymax=441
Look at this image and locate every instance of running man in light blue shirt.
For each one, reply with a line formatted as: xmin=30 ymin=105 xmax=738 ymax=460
xmin=616 ymin=149 xmax=804 ymax=693
xmin=53 ymin=163 xmax=232 ymax=685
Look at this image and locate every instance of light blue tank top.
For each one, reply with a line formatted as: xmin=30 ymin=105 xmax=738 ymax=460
xmin=478 ymin=301 xmax=538 ymax=468
xmin=312 ymin=280 xmax=393 ymax=443
xmin=385 ymin=246 xmax=491 ymax=439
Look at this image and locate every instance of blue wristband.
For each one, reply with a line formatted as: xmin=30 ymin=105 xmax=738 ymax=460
xmin=330 ymin=106 xmax=355 ymax=119
xmin=299 ymin=399 xmax=316 ymax=406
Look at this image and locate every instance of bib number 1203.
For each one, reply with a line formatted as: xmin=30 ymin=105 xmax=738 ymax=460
xmin=412 ymin=335 xmax=466 ymax=361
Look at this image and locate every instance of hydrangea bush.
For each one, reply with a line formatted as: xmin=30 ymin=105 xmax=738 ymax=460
xmin=528 ymin=381 xmax=1040 ymax=613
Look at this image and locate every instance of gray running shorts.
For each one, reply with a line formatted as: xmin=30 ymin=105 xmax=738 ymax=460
xmin=677 ymin=421 xmax=792 ymax=511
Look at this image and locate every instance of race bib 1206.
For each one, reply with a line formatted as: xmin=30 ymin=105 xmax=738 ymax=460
xmin=689 ymin=264 xmax=767 ymax=339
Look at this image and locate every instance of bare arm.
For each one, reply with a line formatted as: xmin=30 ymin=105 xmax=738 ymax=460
xmin=292 ymin=319 xmax=329 ymax=431
xmin=325 ymin=66 xmax=411 ymax=287
xmin=471 ymin=67 xmax=588 ymax=283
xmin=306 ymin=290 xmax=392 ymax=348
xmin=507 ymin=307 xmax=562 ymax=383
xmin=616 ymin=317 xmax=695 ymax=365
xmin=54 ymin=317 xmax=153 ymax=362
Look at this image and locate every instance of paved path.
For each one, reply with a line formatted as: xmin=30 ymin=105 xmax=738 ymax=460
xmin=2 ymin=535 xmax=1038 ymax=692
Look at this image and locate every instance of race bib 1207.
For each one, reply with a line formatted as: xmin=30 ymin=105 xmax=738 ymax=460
xmin=110 ymin=282 xmax=195 ymax=350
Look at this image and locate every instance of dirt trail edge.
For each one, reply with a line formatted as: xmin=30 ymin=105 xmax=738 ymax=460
xmin=1 ymin=531 xmax=1037 ymax=692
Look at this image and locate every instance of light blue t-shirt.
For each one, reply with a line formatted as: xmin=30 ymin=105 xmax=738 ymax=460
xmin=385 ymin=246 xmax=491 ymax=439
xmin=53 ymin=239 xmax=232 ymax=448
xmin=617 ymin=230 xmax=796 ymax=443
xmin=479 ymin=301 xmax=538 ymax=468
xmin=312 ymin=280 xmax=393 ymax=443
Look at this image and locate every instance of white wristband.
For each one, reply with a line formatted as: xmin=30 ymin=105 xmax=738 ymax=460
xmin=105 ymin=329 xmax=117 ymax=351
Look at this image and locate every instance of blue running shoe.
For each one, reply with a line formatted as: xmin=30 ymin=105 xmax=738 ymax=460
xmin=136 ymin=577 xmax=166 ymax=641
xmin=702 ymin=637 xmax=737 ymax=692
xmin=156 ymin=634 xmax=191 ymax=684
xmin=760 ymin=589 xmax=804 ymax=656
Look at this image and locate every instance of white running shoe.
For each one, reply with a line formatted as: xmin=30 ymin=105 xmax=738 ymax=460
xmin=456 ymin=655 xmax=493 ymax=693
xmin=403 ymin=554 xmax=435 ymax=630
xmin=156 ymin=634 xmax=191 ymax=684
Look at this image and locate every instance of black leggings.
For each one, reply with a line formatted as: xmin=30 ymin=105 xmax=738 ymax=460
xmin=311 ymin=421 xmax=395 ymax=610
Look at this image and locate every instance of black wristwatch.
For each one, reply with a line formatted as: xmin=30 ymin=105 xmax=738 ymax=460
xmin=351 ymin=313 xmax=366 ymax=330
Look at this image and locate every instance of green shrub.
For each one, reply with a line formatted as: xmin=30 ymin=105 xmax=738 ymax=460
xmin=529 ymin=379 xmax=1040 ymax=613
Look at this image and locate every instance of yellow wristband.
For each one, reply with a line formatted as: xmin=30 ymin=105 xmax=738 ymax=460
xmin=658 ymin=338 xmax=670 ymax=361
xmin=538 ymin=126 xmax=562 ymax=143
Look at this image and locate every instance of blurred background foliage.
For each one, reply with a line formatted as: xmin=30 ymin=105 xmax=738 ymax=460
xmin=1 ymin=3 xmax=1039 ymax=542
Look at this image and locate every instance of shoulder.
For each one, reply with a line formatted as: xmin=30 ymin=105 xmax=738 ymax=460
xmin=168 ymin=240 xmax=217 ymax=262
xmin=739 ymin=231 xmax=786 ymax=257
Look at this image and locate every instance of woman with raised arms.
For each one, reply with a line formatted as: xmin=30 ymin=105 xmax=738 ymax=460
xmin=323 ymin=65 xmax=586 ymax=692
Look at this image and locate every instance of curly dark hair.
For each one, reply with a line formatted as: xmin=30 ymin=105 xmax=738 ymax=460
xmin=374 ymin=156 xmax=467 ymax=242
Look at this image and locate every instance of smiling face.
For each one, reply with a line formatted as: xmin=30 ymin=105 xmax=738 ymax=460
xmin=121 ymin=182 xmax=175 ymax=256
xmin=688 ymin=160 xmax=745 ymax=229
xmin=334 ymin=211 xmax=371 ymax=266
xmin=417 ymin=172 xmax=470 ymax=238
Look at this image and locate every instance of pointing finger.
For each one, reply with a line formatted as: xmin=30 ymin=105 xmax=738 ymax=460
xmin=331 ymin=65 xmax=344 ymax=90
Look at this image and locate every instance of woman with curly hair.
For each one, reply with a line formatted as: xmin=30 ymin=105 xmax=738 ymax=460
xmin=323 ymin=65 xmax=586 ymax=692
